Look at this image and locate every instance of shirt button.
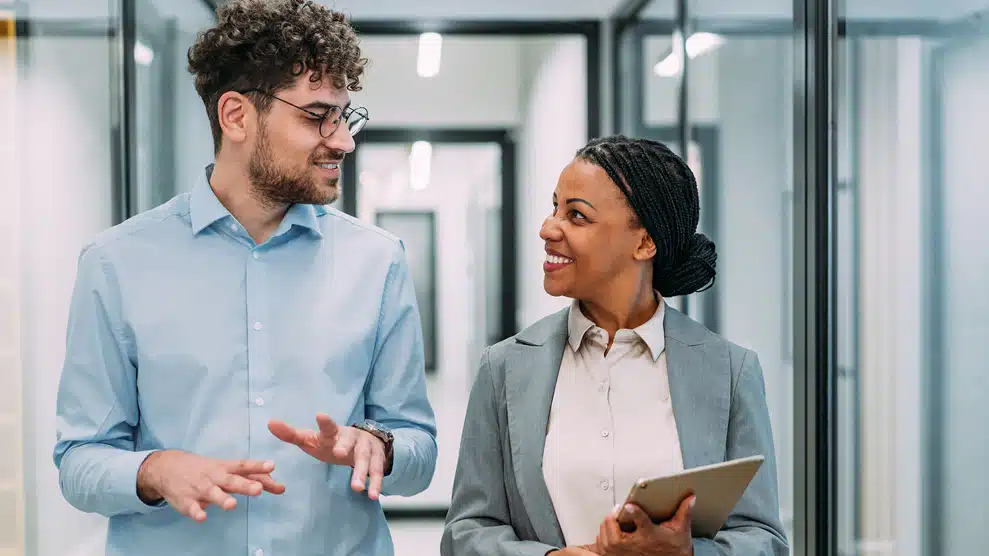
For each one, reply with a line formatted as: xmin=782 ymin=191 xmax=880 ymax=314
xmin=253 ymin=322 xmax=263 ymax=331
xmin=600 ymin=480 xmax=610 ymax=491
xmin=601 ymin=430 xmax=610 ymax=438
xmin=255 ymin=397 xmax=264 ymax=407
xmin=252 ymin=252 xmax=260 ymax=260
xmin=230 ymin=224 xmax=237 ymax=232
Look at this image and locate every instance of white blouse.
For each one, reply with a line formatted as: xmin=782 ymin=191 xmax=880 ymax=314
xmin=542 ymin=299 xmax=684 ymax=547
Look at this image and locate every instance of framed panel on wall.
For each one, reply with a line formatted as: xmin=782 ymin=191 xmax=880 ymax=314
xmin=374 ymin=210 xmax=438 ymax=374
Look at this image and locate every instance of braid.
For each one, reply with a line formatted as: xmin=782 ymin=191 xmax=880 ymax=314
xmin=575 ymin=135 xmax=717 ymax=297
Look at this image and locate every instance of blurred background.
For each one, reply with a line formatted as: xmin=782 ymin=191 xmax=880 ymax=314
xmin=1 ymin=0 xmax=987 ymax=555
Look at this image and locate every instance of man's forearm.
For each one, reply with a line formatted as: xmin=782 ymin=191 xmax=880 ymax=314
xmin=57 ymin=443 xmax=165 ymax=517
xmin=379 ymin=427 xmax=437 ymax=497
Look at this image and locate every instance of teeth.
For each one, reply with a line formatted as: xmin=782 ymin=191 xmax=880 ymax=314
xmin=545 ymin=254 xmax=574 ymax=265
xmin=318 ymin=163 xmax=339 ymax=169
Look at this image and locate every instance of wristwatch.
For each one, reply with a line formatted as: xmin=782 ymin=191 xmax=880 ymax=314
xmin=353 ymin=419 xmax=394 ymax=474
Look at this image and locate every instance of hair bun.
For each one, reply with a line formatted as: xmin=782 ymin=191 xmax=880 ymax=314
xmin=655 ymin=233 xmax=717 ymax=298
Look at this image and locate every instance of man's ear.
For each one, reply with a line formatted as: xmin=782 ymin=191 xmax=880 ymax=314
xmin=633 ymin=230 xmax=657 ymax=262
xmin=217 ymin=91 xmax=252 ymax=145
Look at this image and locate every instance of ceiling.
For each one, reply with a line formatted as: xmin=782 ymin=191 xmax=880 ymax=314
xmin=323 ymin=0 xmax=628 ymax=21
xmin=328 ymin=0 xmax=987 ymax=23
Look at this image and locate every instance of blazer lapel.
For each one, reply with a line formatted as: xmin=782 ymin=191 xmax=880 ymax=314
xmin=504 ymin=310 xmax=568 ymax=547
xmin=663 ymin=305 xmax=731 ymax=469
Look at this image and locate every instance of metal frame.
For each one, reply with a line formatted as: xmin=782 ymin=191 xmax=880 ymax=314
xmin=793 ymin=1 xmax=837 ymax=555
xmin=925 ymin=40 xmax=946 ymax=556
xmin=374 ymin=209 xmax=439 ymax=373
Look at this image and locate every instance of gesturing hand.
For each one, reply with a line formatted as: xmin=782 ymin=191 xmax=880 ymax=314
xmin=595 ymin=496 xmax=695 ymax=556
xmin=267 ymin=413 xmax=390 ymax=500
xmin=136 ymin=450 xmax=285 ymax=522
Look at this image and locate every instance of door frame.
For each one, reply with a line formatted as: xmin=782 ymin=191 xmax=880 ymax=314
xmin=344 ymin=127 xmax=519 ymax=344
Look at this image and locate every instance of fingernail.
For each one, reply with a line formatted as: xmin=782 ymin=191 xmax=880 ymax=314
xmin=612 ymin=504 xmax=621 ymax=515
xmin=264 ymin=461 xmax=274 ymax=470
xmin=689 ymin=496 xmax=697 ymax=509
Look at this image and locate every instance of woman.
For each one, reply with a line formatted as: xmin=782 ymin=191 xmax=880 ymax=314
xmin=441 ymin=135 xmax=787 ymax=556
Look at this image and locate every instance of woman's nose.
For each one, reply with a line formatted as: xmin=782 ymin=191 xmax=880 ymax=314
xmin=539 ymin=217 xmax=561 ymax=241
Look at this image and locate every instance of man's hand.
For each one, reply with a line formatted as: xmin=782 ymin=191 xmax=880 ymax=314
xmin=136 ymin=450 xmax=285 ymax=522
xmin=594 ymin=496 xmax=695 ymax=556
xmin=267 ymin=413 xmax=390 ymax=500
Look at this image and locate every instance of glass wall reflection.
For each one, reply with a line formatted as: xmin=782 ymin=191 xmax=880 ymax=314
xmin=134 ymin=0 xmax=215 ymax=211
xmin=835 ymin=3 xmax=989 ymax=555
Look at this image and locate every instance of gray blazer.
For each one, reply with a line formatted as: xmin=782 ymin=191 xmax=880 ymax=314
xmin=441 ymin=305 xmax=788 ymax=556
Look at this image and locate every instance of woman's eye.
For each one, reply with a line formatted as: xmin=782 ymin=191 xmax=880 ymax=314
xmin=570 ymin=210 xmax=586 ymax=220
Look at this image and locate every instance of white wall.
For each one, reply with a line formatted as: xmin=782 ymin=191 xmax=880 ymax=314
xmin=16 ymin=34 xmax=117 ymax=556
xmin=354 ymin=37 xmax=522 ymax=129
xmin=516 ymin=36 xmax=588 ymax=329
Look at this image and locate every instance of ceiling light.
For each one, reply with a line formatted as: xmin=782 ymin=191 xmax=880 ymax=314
xmin=409 ymin=141 xmax=432 ymax=190
xmin=134 ymin=40 xmax=154 ymax=66
xmin=417 ymin=32 xmax=442 ymax=78
xmin=653 ymin=32 xmax=724 ymax=77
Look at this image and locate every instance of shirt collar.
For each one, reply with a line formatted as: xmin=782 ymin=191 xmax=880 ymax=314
xmin=566 ymin=296 xmax=667 ymax=361
xmin=190 ymin=164 xmax=325 ymax=237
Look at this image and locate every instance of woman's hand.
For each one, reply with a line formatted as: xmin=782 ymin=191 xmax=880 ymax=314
xmin=553 ymin=546 xmax=600 ymax=555
xmin=594 ymin=496 xmax=695 ymax=556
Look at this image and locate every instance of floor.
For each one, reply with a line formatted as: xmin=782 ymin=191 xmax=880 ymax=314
xmin=389 ymin=519 xmax=446 ymax=556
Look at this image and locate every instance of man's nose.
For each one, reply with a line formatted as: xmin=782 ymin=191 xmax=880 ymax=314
xmin=324 ymin=122 xmax=356 ymax=154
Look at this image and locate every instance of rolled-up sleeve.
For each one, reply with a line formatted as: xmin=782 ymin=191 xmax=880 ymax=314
xmin=692 ymin=349 xmax=789 ymax=555
xmin=366 ymin=240 xmax=438 ymax=497
xmin=53 ymin=245 xmax=163 ymax=517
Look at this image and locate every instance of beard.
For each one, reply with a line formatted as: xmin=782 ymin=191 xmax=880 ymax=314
xmin=247 ymin=124 xmax=340 ymax=207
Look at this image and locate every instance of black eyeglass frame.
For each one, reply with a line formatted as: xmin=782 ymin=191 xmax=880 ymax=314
xmin=238 ymin=88 xmax=370 ymax=137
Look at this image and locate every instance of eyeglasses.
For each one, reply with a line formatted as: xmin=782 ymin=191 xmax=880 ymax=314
xmin=239 ymin=88 xmax=369 ymax=137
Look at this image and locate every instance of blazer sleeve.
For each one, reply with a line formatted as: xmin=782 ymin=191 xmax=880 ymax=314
xmin=441 ymin=348 xmax=559 ymax=556
xmin=693 ymin=349 xmax=790 ymax=556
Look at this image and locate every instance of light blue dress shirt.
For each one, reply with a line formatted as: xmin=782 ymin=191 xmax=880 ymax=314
xmin=53 ymin=166 xmax=438 ymax=556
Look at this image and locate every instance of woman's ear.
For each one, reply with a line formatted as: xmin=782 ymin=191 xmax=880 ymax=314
xmin=633 ymin=230 xmax=657 ymax=262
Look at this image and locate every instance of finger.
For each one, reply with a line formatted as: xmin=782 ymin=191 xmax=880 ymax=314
xmin=350 ymin=436 xmax=372 ymax=493
xmin=248 ymin=473 xmax=286 ymax=495
xmin=669 ymin=495 xmax=696 ymax=531
xmin=623 ymin=503 xmax=652 ymax=529
xmin=366 ymin=441 xmax=386 ymax=500
xmin=268 ymin=419 xmax=307 ymax=446
xmin=216 ymin=472 xmax=263 ymax=497
xmin=333 ymin=428 xmax=359 ymax=461
xmin=173 ymin=496 xmax=208 ymax=522
xmin=202 ymin=484 xmax=237 ymax=511
xmin=315 ymin=413 xmax=340 ymax=440
xmin=603 ymin=516 xmax=623 ymax=546
xmin=224 ymin=457 xmax=276 ymax=477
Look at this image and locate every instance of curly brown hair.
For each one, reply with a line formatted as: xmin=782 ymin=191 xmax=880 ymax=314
xmin=188 ymin=0 xmax=368 ymax=152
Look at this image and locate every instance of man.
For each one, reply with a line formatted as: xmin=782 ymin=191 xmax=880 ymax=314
xmin=53 ymin=1 xmax=437 ymax=554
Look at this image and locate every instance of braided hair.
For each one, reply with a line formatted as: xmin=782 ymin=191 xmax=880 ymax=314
xmin=575 ymin=135 xmax=716 ymax=297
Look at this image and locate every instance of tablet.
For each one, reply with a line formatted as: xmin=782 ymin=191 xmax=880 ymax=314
xmin=617 ymin=455 xmax=764 ymax=538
